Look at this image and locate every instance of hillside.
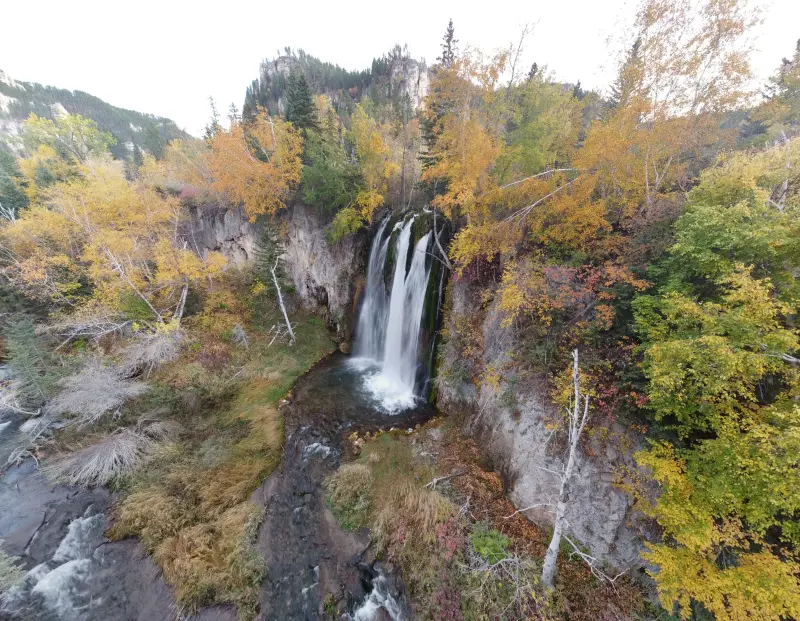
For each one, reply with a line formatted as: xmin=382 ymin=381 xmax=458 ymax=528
xmin=0 ymin=69 xmax=190 ymax=159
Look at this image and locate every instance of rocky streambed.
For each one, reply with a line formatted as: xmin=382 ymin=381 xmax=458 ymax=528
xmin=0 ymin=353 xmax=435 ymax=620
xmin=255 ymin=353 xmax=435 ymax=620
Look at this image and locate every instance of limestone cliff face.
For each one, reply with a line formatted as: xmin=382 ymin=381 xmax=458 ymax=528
xmin=186 ymin=204 xmax=256 ymax=266
xmin=387 ymin=56 xmax=429 ymax=110
xmin=187 ymin=203 xmax=364 ymax=339
xmin=437 ymin=279 xmax=644 ymax=569
xmin=284 ymin=203 xmax=365 ymax=338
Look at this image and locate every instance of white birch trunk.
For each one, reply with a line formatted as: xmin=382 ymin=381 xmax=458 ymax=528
xmin=271 ymin=259 xmax=295 ymax=345
xmin=541 ymin=349 xmax=589 ymax=589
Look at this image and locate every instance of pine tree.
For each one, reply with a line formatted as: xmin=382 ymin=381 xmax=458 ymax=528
xmin=526 ymin=62 xmax=539 ymax=82
xmin=0 ymin=149 xmax=29 ymax=220
xmin=4 ymin=315 xmax=60 ymax=407
xmin=437 ymin=19 xmax=458 ymax=68
xmin=124 ymin=144 xmax=144 ymax=181
xmin=765 ymin=38 xmax=800 ymax=129
xmin=228 ymin=103 xmax=240 ymax=125
xmin=608 ymin=37 xmax=644 ymax=111
xmin=132 ymin=144 xmax=144 ymax=169
xmin=285 ymin=72 xmax=318 ymax=131
xmin=204 ymin=96 xmax=222 ymax=141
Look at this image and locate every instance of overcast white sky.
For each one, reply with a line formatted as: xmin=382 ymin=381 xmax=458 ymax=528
xmin=1 ymin=0 xmax=797 ymax=136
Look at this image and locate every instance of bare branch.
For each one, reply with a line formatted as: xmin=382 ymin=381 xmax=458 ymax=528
xmin=503 ymin=177 xmax=580 ymax=224
xmin=498 ymin=168 xmax=581 ymax=191
xmin=424 ymin=469 xmax=466 ymax=490
xmin=271 ymin=258 xmax=295 ymax=345
xmin=503 ymin=503 xmax=556 ymax=520
xmin=563 ymin=535 xmax=628 ymax=584
xmin=432 ymin=210 xmax=453 ymax=271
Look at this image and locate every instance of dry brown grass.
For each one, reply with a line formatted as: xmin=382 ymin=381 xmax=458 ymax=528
xmin=44 ymin=428 xmax=157 ymax=487
xmin=373 ymin=480 xmax=453 ymax=550
xmin=109 ymin=487 xmax=197 ymax=548
xmin=153 ymin=502 xmax=264 ymax=613
xmin=324 ymin=463 xmax=373 ymax=530
xmin=106 ymin=285 xmax=334 ymax=619
xmin=48 ymin=359 xmax=148 ymax=426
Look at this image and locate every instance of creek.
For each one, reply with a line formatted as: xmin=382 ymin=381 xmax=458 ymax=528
xmin=0 ymin=213 xmax=442 ymax=620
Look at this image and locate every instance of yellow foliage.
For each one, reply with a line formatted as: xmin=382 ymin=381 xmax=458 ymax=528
xmin=1 ymin=160 xmax=226 ymax=317
xmin=645 ymin=543 xmax=800 ymax=621
xmin=636 ymin=442 xmax=800 ymax=621
xmin=207 ymin=110 xmax=303 ymax=220
xmin=139 ymin=139 xmax=212 ymax=190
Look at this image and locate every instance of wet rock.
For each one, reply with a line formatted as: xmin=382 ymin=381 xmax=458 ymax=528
xmin=375 ymin=607 xmax=393 ymax=621
xmin=257 ymin=354 xmax=431 ymax=620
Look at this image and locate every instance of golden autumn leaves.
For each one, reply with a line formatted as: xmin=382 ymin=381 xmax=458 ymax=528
xmin=207 ymin=114 xmax=303 ymax=222
xmin=1 ymin=161 xmax=226 ymax=324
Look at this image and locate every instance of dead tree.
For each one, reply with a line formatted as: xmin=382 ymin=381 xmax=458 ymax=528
xmin=271 ymin=257 xmax=295 ymax=345
xmin=541 ymin=348 xmax=590 ymax=588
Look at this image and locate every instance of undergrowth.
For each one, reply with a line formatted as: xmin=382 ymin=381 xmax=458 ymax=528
xmin=106 ymin=275 xmax=335 ymax=619
xmin=325 ymin=422 xmax=649 ymax=621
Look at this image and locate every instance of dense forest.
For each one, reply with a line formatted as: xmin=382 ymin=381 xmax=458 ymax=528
xmin=0 ymin=0 xmax=799 ymax=619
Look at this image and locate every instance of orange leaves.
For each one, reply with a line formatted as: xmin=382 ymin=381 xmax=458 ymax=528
xmin=421 ymin=51 xmax=507 ymax=222
xmin=497 ymin=257 xmax=648 ymax=331
xmin=207 ymin=111 xmax=303 ymax=220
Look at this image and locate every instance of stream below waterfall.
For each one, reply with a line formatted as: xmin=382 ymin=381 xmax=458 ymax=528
xmin=1 ymin=213 xmax=440 ymax=620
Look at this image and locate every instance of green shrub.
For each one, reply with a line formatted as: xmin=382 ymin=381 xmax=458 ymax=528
xmin=469 ymin=523 xmax=509 ymax=564
xmin=324 ymin=463 xmax=373 ymax=530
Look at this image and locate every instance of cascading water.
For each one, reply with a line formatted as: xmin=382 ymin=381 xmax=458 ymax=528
xmin=351 ymin=216 xmax=434 ymax=412
xmin=353 ymin=218 xmax=391 ymax=360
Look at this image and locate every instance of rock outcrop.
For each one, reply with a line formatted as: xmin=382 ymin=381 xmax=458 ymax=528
xmin=284 ymin=204 xmax=366 ymax=338
xmin=437 ymin=279 xmax=644 ymax=569
xmin=186 ymin=204 xmax=256 ymax=266
xmin=187 ymin=203 xmax=365 ymax=339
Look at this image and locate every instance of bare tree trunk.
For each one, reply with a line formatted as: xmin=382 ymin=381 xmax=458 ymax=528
xmin=541 ymin=349 xmax=590 ymax=589
xmin=271 ymin=258 xmax=295 ymax=345
xmin=173 ymin=283 xmax=189 ymax=325
xmin=432 ymin=210 xmax=453 ymax=271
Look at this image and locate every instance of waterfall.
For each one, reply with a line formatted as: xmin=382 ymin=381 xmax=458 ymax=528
xmin=354 ymin=218 xmax=391 ymax=360
xmin=352 ymin=216 xmax=433 ymax=411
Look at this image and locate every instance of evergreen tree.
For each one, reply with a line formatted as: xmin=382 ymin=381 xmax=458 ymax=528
xmin=124 ymin=144 xmax=144 ymax=181
xmin=204 ymin=96 xmax=222 ymax=141
xmin=0 ymin=149 xmax=29 ymax=219
xmin=572 ymin=80 xmax=585 ymax=99
xmin=608 ymin=37 xmax=644 ymax=111
xmin=4 ymin=315 xmax=60 ymax=407
xmin=285 ymin=72 xmax=318 ymax=131
xmin=132 ymin=144 xmax=144 ymax=169
xmin=437 ymin=19 xmax=458 ymax=68
xmin=764 ymin=38 xmax=800 ymax=130
xmin=526 ymin=62 xmax=539 ymax=82
xmin=253 ymin=225 xmax=284 ymax=285
xmin=228 ymin=103 xmax=240 ymax=125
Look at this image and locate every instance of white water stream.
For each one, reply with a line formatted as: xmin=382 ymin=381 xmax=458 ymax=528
xmin=351 ymin=217 xmax=432 ymax=412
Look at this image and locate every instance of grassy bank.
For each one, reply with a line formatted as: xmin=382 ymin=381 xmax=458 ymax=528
xmin=103 ymin=277 xmax=335 ymax=618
